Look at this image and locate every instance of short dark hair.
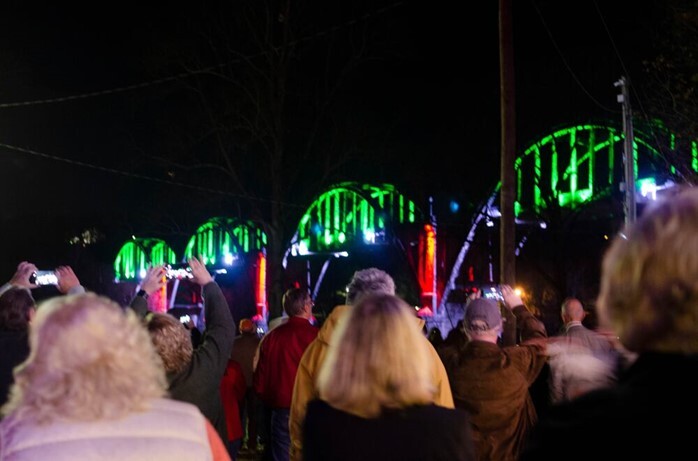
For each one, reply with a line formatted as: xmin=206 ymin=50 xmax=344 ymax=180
xmin=0 ymin=287 xmax=35 ymax=331
xmin=282 ymin=287 xmax=311 ymax=317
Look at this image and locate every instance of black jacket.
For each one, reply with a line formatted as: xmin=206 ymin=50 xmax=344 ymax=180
xmin=304 ymin=399 xmax=475 ymax=461
xmin=0 ymin=330 xmax=29 ymax=408
xmin=131 ymin=282 xmax=235 ymax=443
xmin=521 ymin=352 xmax=698 ymax=460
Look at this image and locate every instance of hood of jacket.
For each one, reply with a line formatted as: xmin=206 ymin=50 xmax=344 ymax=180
xmin=315 ymin=303 xmax=427 ymax=346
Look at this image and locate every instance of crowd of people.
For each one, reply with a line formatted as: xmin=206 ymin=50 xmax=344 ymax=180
xmin=1 ymin=186 xmax=698 ymax=460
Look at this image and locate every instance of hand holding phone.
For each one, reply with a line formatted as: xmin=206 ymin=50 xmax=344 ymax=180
xmin=9 ymin=261 xmax=39 ymax=288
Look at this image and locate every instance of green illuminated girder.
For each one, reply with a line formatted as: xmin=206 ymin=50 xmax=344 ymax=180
xmin=114 ymin=238 xmax=177 ymax=282
xmin=295 ymin=182 xmax=422 ymax=252
xmin=511 ymin=123 xmax=670 ymax=214
xmin=184 ymin=217 xmax=267 ymax=265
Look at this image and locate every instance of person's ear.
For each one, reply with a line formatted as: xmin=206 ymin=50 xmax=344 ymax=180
xmin=28 ymin=307 xmax=36 ymax=323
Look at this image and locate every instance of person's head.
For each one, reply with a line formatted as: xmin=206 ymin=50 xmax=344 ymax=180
xmin=317 ymin=293 xmax=434 ymax=418
xmin=2 ymin=293 xmax=167 ymax=423
xmin=561 ymin=297 xmax=585 ymax=324
xmin=345 ymin=268 xmax=395 ymax=305
xmin=463 ymin=298 xmax=502 ymax=343
xmin=0 ymin=287 xmax=36 ymax=331
xmin=597 ymin=187 xmax=698 ymax=354
xmin=282 ymin=287 xmax=313 ymax=318
xmin=145 ymin=313 xmax=194 ymax=374
xmin=239 ymin=318 xmax=255 ymax=335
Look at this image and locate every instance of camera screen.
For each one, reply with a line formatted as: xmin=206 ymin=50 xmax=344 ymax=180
xmin=482 ymin=285 xmax=503 ymax=301
xmin=179 ymin=314 xmax=191 ymax=324
xmin=32 ymin=271 xmax=58 ymax=286
xmin=166 ymin=265 xmax=193 ymax=280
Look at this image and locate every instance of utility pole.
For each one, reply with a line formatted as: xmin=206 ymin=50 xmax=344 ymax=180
xmin=499 ymin=0 xmax=516 ymax=286
xmin=498 ymin=0 xmax=518 ymax=347
xmin=615 ymin=76 xmax=636 ymax=225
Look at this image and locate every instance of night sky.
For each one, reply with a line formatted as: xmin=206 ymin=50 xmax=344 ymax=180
xmin=0 ymin=0 xmax=667 ymax=283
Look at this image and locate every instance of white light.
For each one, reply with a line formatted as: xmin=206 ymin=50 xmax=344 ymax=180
xmin=640 ymin=182 xmax=658 ymax=200
xmin=486 ymin=220 xmax=494 ymax=228
xmin=139 ymin=268 xmax=147 ymax=279
xmin=214 ymin=268 xmax=228 ymax=274
xmin=298 ymin=241 xmax=309 ymax=255
xmin=224 ymin=253 xmax=234 ymax=265
xmin=334 ymin=251 xmax=349 ymax=258
xmin=363 ymin=229 xmax=376 ymax=244
xmin=540 ymin=222 xmax=547 ymax=229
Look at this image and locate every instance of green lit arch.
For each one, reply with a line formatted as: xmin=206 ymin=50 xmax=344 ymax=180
xmin=288 ymin=182 xmax=422 ymax=255
xmin=512 ymin=123 xmax=690 ymax=215
xmin=183 ymin=217 xmax=268 ymax=265
xmin=114 ymin=238 xmax=177 ymax=282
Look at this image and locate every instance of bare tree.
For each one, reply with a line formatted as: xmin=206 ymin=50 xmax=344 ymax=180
xmin=126 ymin=1 xmax=404 ymax=317
xmin=642 ymin=0 xmax=698 ymax=183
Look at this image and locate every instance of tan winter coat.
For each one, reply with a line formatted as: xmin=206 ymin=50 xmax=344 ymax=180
xmin=288 ymin=304 xmax=455 ymax=461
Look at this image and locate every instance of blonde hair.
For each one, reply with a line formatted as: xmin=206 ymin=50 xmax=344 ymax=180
xmin=1 ymin=293 xmax=168 ymax=424
xmin=145 ymin=313 xmax=193 ymax=374
xmin=317 ymin=293 xmax=435 ymax=417
xmin=598 ymin=186 xmax=698 ymax=353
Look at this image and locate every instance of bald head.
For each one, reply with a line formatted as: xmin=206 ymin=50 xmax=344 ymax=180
xmin=561 ymin=298 xmax=585 ymax=324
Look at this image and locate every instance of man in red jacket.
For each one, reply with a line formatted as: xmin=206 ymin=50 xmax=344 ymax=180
xmin=254 ymin=287 xmax=318 ymax=461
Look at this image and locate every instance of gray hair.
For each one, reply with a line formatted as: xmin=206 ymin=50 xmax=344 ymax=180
xmin=345 ymin=268 xmax=396 ymax=305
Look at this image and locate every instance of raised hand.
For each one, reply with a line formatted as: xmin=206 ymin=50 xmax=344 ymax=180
xmin=141 ymin=265 xmax=166 ymax=296
xmin=9 ymin=261 xmax=39 ymax=289
xmin=501 ymin=284 xmax=523 ymax=309
xmin=188 ymin=256 xmax=213 ymax=286
xmin=56 ymin=266 xmax=80 ymax=294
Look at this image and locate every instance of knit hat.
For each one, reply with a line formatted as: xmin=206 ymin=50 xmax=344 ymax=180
xmin=464 ymin=298 xmax=502 ymax=331
xmin=239 ymin=318 xmax=255 ymax=333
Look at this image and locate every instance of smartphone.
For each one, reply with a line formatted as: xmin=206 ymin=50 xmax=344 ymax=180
xmin=481 ymin=284 xmax=503 ymax=301
xmin=30 ymin=270 xmax=59 ymax=286
xmin=166 ymin=263 xmax=193 ymax=280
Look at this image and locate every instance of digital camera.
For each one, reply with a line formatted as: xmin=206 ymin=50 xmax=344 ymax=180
xmin=165 ymin=263 xmax=193 ymax=280
xmin=29 ymin=270 xmax=59 ymax=286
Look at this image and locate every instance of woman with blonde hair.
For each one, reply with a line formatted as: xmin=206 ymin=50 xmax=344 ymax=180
xmin=303 ymin=293 xmax=474 ymax=461
xmin=0 ymin=292 xmax=229 ymax=461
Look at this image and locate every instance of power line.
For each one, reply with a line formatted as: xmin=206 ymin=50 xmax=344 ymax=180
xmin=592 ymin=0 xmax=685 ymax=181
xmin=0 ymin=71 xmax=207 ymax=108
xmin=531 ymin=0 xmax=618 ymax=113
xmin=0 ymin=2 xmax=404 ymax=109
xmin=0 ymin=142 xmax=305 ymax=208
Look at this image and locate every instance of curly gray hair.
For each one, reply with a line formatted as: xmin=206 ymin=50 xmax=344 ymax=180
xmin=345 ymin=268 xmax=395 ymax=305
